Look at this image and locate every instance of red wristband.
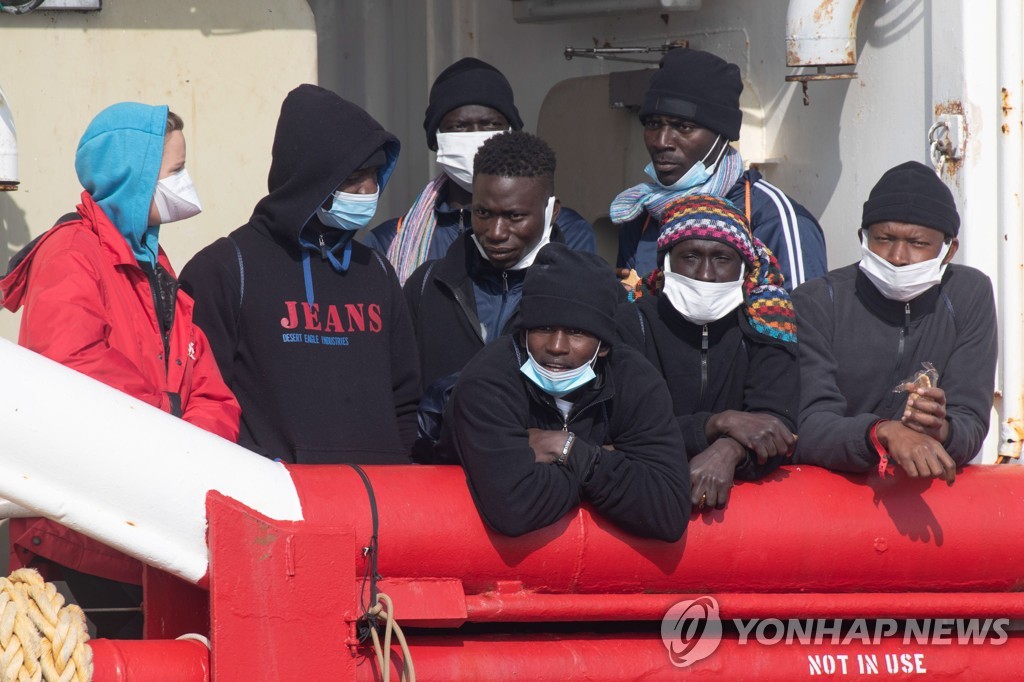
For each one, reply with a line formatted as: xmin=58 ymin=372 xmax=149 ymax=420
xmin=870 ymin=420 xmax=895 ymax=478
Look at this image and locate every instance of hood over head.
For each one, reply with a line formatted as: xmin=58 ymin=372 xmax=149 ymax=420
xmin=74 ymin=102 xmax=169 ymax=266
xmin=250 ymin=84 xmax=400 ymax=247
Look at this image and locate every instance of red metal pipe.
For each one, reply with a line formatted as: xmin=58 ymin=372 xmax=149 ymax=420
xmin=91 ymin=639 xmax=209 ymax=682
xmin=463 ymin=591 xmax=1024 ymax=621
xmin=288 ymin=464 xmax=1024 ymax=595
xmin=88 ymin=633 xmax=1024 ymax=682
xmin=358 ymin=633 xmax=1024 ymax=681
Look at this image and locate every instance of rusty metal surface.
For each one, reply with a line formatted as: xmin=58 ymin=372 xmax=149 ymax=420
xmin=933 ymin=100 xmax=968 ymax=178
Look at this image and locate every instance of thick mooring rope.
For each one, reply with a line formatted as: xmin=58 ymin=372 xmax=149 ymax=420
xmin=0 ymin=569 xmax=92 ymax=682
xmin=367 ymin=593 xmax=414 ymax=682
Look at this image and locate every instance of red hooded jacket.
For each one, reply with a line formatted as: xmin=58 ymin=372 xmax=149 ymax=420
xmin=1 ymin=192 xmax=240 ymax=583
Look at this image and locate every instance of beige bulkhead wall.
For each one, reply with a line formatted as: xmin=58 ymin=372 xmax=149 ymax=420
xmin=0 ymin=1 xmax=317 ymax=343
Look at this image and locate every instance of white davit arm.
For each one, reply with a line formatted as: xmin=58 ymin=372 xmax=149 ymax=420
xmin=0 ymin=338 xmax=303 ymax=584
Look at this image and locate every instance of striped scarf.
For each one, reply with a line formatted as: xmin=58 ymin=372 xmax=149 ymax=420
xmin=648 ymin=194 xmax=797 ymax=344
xmin=387 ymin=173 xmax=450 ymax=285
xmin=609 ymin=146 xmax=744 ymax=224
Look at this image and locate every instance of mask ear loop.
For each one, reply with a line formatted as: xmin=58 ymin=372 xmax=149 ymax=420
xmin=701 ymin=135 xmax=727 ymax=173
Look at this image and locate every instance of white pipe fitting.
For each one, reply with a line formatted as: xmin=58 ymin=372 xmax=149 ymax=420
xmin=786 ymin=0 xmax=864 ymax=67
xmin=0 ymin=338 xmax=303 ymax=584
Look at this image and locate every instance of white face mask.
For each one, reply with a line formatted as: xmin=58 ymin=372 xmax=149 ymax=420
xmin=472 ymin=196 xmax=556 ymax=270
xmin=661 ymin=256 xmax=745 ymax=325
xmin=436 ymin=130 xmax=505 ymax=192
xmin=153 ymin=168 xmax=202 ymax=224
xmin=858 ymin=235 xmax=951 ymax=302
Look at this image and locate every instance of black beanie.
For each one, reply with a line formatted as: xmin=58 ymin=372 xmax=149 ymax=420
xmin=861 ymin=161 xmax=960 ymax=238
xmin=639 ymin=48 xmax=743 ymax=141
xmin=423 ymin=57 xmax=524 ymax=151
xmin=520 ymin=243 xmax=620 ymax=345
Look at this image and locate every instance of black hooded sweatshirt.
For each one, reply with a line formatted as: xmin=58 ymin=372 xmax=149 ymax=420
xmin=180 ymin=85 xmax=420 ymax=464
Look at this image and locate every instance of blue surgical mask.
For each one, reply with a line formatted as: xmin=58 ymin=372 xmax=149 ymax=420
xmin=316 ymin=189 xmax=379 ymax=231
xmin=520 ymin=344 xmax=600 ymax=398
xmin=644 ymin=134 xmax=724 ymax=191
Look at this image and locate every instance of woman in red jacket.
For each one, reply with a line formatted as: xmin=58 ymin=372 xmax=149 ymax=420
xmin=0 ymin=102 xmax=240 ymax=637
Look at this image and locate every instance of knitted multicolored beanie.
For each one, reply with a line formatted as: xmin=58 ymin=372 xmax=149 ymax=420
xmin=650 ymin=195 xmax=797 ymax=344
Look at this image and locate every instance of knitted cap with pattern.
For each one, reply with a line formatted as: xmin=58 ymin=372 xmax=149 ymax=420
xmin=654 ymin=195 xmax=797 ymax=344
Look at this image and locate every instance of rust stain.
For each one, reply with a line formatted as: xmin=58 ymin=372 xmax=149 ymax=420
xmin=1002 ymin=87 xmax=1013 ymax=118
xmin=787 ymin=45 xmax=802 ymax=67
xmin=125 ymin=521 xmax=136 ymax=527
xmin=1004 ymin=124 xmax=1011 ymax=135
xmin=813 ymin=0 xmax=836 ymax=24
xmin=1007 ymin=417 xmax=1024 ymax=442
xmin=999 ymin=417 xmax=1024 ymax=461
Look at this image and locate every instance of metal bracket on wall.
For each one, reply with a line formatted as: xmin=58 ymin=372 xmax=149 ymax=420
xmin=564 ymin=41 xmax=688 ymax=65
xmin=928 ymin=114 xmax=966 ymax=174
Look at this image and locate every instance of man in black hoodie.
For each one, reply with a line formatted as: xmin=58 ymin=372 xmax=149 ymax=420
xmin=180 ymin=85 xmax=420 ymax=464
xmin=441 ymin=243 xmax=690 ymax=541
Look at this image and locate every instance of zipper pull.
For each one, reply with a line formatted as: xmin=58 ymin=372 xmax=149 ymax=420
xmin=319 ymin=233 xmax=327 ymax=260
xmin=502 ymin=271 xmax=509 ymax=294
xmin=701 ymin=324 xmax=709 ymax=351
xmin=904 ymin=302 xmax=911 ymax=328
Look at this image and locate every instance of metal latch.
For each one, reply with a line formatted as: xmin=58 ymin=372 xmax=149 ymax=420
xmin=928 ymin=115 xmax=966 ymax=173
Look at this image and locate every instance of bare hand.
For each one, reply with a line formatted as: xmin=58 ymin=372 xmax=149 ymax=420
xmin=876 ymin=420 xmax=956 ymax=485
xmin=614 ymin=267 xmax=642 ymax=295
xmin=902 ymin=386 xmax=950 ymax=444
xmin=690 ymin=437 xmax=745 ymax=510
xmin=706 ymin=411 xmax=797 ymax=463
xmin=528 ymin=428 xmax=571 ymax=464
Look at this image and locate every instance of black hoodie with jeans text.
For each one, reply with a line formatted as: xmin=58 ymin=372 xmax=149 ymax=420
xmin=180 ymin=85 xmax=420 ymax=463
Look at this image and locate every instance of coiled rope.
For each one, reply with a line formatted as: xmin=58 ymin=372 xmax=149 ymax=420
xmin=0 ymin=568 xmax=92 ymax=682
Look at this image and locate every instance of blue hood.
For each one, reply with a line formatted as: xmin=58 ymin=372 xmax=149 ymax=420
xmin=75 ymin=102 xmax=168 ymax=266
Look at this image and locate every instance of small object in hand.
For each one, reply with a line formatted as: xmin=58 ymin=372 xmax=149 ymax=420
xmin=698 ymin=492 xmax=707 ymax=509
xmin=622 ymin=268 xmax=641 ymax=289
xmin=893 ymin=361 xmax=939 ymax=394
xmin=622 ymin=268 xmax=643 ymax=302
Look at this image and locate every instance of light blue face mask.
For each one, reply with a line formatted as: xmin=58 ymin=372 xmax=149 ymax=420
xmin=644 ymin=134 xmax=724 ymax=191
xmin=520 ymin=344 xmax=600 ymax=398
xmin=316 ymin=189 xmax=379 ymax=231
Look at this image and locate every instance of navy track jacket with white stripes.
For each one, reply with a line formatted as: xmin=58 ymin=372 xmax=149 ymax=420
xmin=615 ymin=169 xmax=827 ymax=291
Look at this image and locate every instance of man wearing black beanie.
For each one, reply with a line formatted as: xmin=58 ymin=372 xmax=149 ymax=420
xmin=793 ymin=160 xmax=997 ymax=483
xmin=611 ymin=47 xmax=827 ymax=293
xmin=364 ymin=57 xmax=595 ymax=284
xmin=440 ymin=243 xmax=690 ymax=541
